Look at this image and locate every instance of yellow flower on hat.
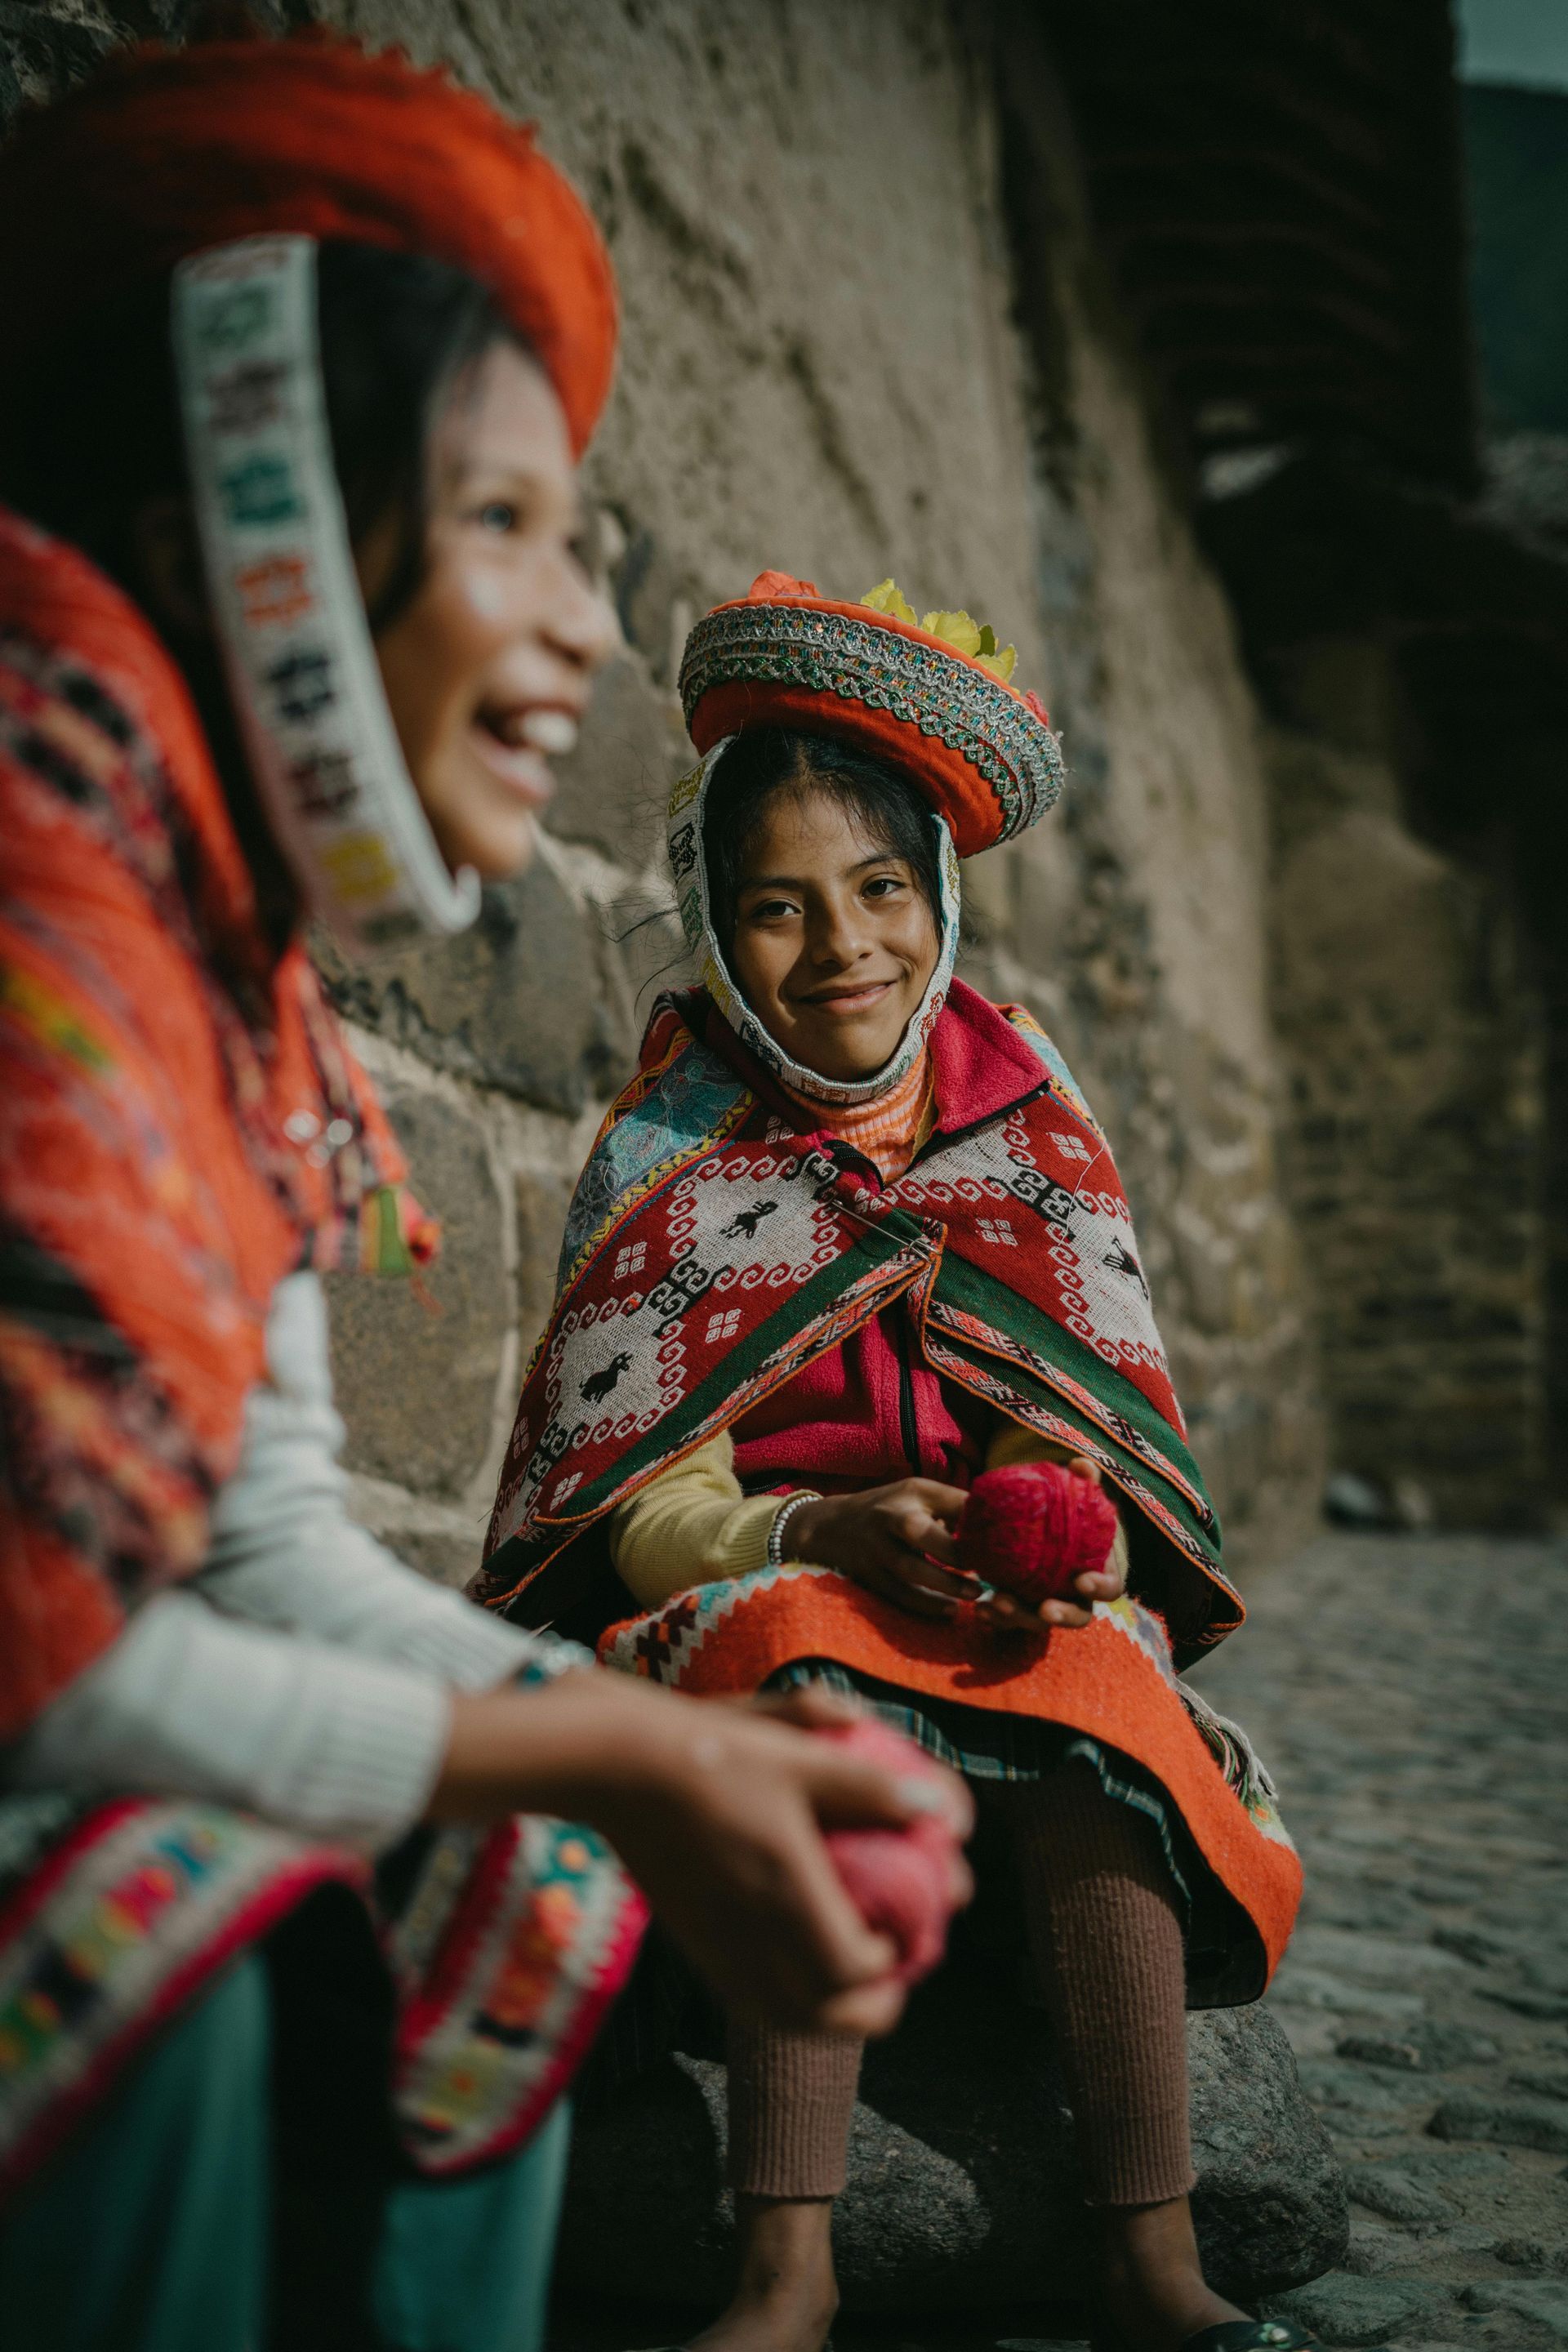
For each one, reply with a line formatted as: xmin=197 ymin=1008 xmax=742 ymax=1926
xmin=860 ymin=580 xmax=1017 ymax=683
xmin=971 ymin=626 xmax=1017 ymax=683
xmin=861 ymin=577 xmax=918 ymax=627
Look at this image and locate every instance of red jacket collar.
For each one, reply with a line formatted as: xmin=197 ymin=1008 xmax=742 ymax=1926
xmin=929 ymin=978 xmax=1054 ymax=1137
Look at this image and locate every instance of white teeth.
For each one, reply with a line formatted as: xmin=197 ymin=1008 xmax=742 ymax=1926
xmin=518 ymin=709 xmax=578 ymax=755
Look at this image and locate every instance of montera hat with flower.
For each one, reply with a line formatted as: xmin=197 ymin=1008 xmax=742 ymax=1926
xmin=679 ymin=570 xmax=1067 ymax=859
xmin=0 ymin=25 xmax=617 ymax=955
xmin=669 ymin=570 xmax=1067 ymax=1105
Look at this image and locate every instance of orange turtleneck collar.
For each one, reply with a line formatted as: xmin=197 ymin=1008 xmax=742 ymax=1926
xmin=783 ymin=1048 xmax=936 ymax=1180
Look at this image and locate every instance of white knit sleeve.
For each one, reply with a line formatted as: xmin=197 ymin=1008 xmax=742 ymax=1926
xmin=1 ymin=1271 xmax=593 ymax=1846
xmin=2 ymin=1590 xmax=451 ymax=1850
xmin=198 ymin=1270 xmax=564 ymax=1690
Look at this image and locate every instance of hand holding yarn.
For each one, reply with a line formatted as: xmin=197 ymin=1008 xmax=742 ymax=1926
xmin=816 ymin=1717 xmax=967 ymax=1985
xmin=956 ymin=1458 xmax=1121 ymax=1626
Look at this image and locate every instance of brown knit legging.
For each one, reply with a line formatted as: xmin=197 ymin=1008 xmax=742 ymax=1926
xmin=727 ymin=1760 xmax=1194 ymax=2208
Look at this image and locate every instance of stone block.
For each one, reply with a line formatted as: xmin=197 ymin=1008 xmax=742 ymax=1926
xmin=603 ymin=521 xmax=695 ymax=690
xmin=1460 ymin=2280 xmax=1568 ymax=2341
xmin=317 ymin=852 xmax=633 ymax=1116
xmin=343 ymin=1470 xmax=487 ymax=1592
xmin=1431 ymin=2090 xmax=1568 ymax=2156
xmin=1295 ymin=2058 xmax=1444 ymax=2119
xmin=364 ymin=1517 xmax=481 ymax=1590
xmin=612 ymin=892 xmax=691 ymax=1021
xmin=1343 ymin=2162 xmax=1454 ymax=2228
xmin=1267 ymin=2270 xmax=1446 ymax=2345
xmin=556 ymin=1965 xmax=1344 ymax=2317
xmin=325 ymin=1076 xmax=510 ymax=1503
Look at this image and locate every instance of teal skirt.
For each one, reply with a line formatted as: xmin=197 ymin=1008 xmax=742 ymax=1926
xmin=0 ymin=1902 xmax=572 ymax=2352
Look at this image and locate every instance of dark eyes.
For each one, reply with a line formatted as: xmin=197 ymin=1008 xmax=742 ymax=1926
xmin=469 ymin=499 xmax=594 ymax=565
xmin=474 ymin=499 xmax=519 ymax=533
xmin=743 ymin=874 xmax=907 ymax=924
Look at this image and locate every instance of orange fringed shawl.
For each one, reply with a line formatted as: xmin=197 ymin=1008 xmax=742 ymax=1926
xmin=0 ymin=510 xmax=423 ymax=1735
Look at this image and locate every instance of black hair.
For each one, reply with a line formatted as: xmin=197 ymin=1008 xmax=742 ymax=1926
xmin=702 ymin=727 xmax=944 ymax=952
xmin=0 ymin=241 xmax=530 ymax=633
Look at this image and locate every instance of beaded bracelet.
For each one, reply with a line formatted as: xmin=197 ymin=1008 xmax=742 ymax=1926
xmin=767 ymin=1489 xmax=824 ymax=1568
xmin=516 ymin=1635 xmax=595 ymax=1688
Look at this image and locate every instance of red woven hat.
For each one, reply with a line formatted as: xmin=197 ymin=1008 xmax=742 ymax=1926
xmin=679 ymin=571 xmax=1066 ymax=857
xmin=0 ymin=28 xmax=616 ymax=455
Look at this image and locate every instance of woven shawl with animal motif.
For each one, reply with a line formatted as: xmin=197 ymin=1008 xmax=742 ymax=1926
xmin=478 ymin=982 xmax=1238 ymax=1668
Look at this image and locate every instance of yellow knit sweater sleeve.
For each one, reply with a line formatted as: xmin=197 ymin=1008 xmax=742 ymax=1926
xmin=608 ymin=1429 xmax=785 ymax=1611
xmin=983 ymin=1419 xmax=1131 ymax=1580
xmin=608 ymin=1418 xmax=1129 ymax=1615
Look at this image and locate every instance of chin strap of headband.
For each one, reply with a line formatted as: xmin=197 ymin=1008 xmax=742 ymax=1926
xmin=174 ymin=234 xmax=480 ymax=955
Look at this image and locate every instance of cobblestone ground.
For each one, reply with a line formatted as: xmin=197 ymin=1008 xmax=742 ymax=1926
xmin=560 ymin=1531 xmax=1568 ymax=2352
xmin=1196 ymin=1530 xmax=1568 ymax=2350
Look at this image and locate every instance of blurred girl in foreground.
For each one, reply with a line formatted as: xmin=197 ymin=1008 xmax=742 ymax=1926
xmin=0 ymin=38 xmax=960 ymax=2352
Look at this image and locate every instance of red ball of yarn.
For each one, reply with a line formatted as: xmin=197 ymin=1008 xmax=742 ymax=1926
xmin=955 ymin=1460 xmax=1119 ymax=1607
xmin=817 ymin=1717 xmax=961 ymax=1987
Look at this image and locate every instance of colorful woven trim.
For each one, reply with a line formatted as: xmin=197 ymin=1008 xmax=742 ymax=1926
xmin=0 ymin=1788 xmax=645 ymax=2199
xmin=0 ymin=1798 xmax=359 ymax=2204
xmin=679 ymin=595 xmax=1066 ymax=851
xmin=175 ymin=235 xmax=481 ymax=955
xmin=390 ymin=1814 xmax=647 ymax=2173
xmin=666 ymin=736 xmax=961 ymax=1107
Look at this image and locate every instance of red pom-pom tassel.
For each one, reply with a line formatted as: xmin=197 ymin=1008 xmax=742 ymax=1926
xmin=955 ymin=1460 xmax=1118 ymax=1607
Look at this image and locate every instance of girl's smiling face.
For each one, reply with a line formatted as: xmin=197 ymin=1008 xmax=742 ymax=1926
xmin=367 ymin=342 xmax=615 ymax=882
xmin=728 ymin=785 xmax=940 ymax=1081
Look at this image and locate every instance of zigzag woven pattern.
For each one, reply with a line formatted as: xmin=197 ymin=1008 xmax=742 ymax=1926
xmin=678 ymin=600 xmax=1065 ymax=843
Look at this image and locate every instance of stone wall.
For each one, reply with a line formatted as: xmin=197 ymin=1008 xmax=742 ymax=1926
xmin=5 ymin=0 xmax=1330 ymax=1575
xmin=1262 ymin=662 xmax=1550 ymax=1532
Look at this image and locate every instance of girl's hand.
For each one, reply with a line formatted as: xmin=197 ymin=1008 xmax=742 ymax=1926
xmin=433 ymin=1670 xmax=972 ymax=2036
xmin=783 ymin=1480 xmax=975 ymax=1621
xmin=976 ymin=1455 xmax=1126 ymax=1635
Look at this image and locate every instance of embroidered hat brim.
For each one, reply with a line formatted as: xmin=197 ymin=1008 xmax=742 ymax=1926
xmin=679 ymin=592 xmax=1065 ymax=858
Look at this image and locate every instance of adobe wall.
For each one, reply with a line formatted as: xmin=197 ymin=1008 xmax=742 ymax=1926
xmin=4 ymin=0 xmax=1329 ymax=1579
xmin=1263 ymin=688 xmax=1550 ymax=1532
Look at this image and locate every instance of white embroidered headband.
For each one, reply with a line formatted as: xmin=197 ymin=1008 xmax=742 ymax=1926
xmin=174 ymin=234 xmax=481 ymax=954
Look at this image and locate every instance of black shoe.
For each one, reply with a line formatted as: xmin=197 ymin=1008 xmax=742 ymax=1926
xmin=1181 ymin=2323 xmax=1321 ymax=2351
xmin=1094 ymin=2321 xmax=1321 ymax=2352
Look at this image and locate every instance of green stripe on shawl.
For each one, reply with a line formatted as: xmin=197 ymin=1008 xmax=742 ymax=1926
xmin=929 ymin=1249 xmax=1221 ymax=1563
xmin=545 ymin=1214 xmax=928 ymax=1524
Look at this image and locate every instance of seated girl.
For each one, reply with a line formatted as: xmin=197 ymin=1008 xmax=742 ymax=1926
xmin=478 ymin=573 xmax=1312 ymax=2352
